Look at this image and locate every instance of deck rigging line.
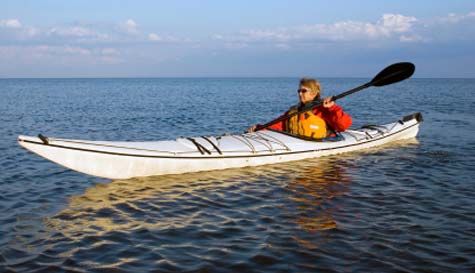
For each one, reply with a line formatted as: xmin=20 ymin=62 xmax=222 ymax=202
xmin=187 ymin=137 xmax=212 ymax=155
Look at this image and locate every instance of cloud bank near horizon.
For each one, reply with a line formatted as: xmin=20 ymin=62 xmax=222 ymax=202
xmin=1 ymin=12 xmax=474 ymax=77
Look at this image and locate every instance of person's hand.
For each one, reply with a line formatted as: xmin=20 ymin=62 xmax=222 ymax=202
xmin=246 ymin=125 xmax=257 ymax=133
xmin=322 ymin=96 xmax=335 ymax=108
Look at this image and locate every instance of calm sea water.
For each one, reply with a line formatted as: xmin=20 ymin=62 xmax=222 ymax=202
xmin=1 ymin=77 xmax=474 ymax=272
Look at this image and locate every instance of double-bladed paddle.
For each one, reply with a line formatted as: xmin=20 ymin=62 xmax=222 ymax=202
xmin=254 ymin=62 xmax=415 ymax=131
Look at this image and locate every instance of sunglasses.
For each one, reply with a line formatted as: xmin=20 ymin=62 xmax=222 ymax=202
xmin=297 ymin=89 xmax=310 ymax=94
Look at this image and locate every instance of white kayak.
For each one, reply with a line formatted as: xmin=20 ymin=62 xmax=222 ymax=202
xmin=18 ymin=113 xmax=422 ymax=179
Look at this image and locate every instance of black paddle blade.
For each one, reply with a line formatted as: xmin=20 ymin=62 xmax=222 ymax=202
xmin=371 ymin=62 xmax=415 ymax=87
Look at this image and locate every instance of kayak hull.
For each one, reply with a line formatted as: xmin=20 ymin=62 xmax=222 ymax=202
xmin=18 ymin=113 xmax=422 ymax=179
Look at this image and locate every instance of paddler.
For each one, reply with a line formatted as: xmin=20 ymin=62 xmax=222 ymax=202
xmin=247 ymin=78 xmax=352 ymax=139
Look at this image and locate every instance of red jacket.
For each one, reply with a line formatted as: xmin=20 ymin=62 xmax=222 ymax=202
xmin=267 ymin=103 xmax=352 ymax=132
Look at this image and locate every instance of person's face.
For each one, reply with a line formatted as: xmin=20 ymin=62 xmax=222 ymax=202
xmin=297 ymin=85 xmax=317 ymax=105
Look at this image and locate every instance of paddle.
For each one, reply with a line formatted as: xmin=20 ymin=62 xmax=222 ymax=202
xmin=254 ymin=62 xmax=415 ymax=131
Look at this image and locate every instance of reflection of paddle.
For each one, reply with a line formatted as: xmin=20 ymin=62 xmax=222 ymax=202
xmin=255 ymin=62 xmax=416 ymax=131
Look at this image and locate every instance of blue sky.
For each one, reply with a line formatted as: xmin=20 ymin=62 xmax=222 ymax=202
xmin=1 ymin=0 xmax=475 ymax=77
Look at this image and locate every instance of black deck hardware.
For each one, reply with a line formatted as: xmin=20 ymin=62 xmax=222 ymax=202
xmin=187 ymin=138 xmax=212 ymax=155
xmin=38 ymin=134 xmax=49 ymax=145
xmin=201 ymin=136 xmax=222 ymax=155
xmin=402 ymin=112 xmax=423 ymax=123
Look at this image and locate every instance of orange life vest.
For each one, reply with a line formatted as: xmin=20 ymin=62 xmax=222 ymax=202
xmin=284 ymin=105 xmax=328 ymax=139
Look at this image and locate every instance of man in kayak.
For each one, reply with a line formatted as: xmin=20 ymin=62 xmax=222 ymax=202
xmin=247 ymin=78 xmax=352 ymax=139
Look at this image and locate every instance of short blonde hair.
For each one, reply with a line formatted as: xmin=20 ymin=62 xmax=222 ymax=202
xmin=299 ymin=78 xmax=321 ymax=100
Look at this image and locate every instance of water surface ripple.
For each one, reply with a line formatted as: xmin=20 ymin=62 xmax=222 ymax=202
xmin=1 ymin=78 xmax=474 ymax=272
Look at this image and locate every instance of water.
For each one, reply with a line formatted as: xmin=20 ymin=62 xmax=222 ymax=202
xmin=1 ymin=77 xmax=474 ymax=272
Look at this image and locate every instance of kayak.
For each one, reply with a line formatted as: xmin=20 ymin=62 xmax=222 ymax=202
xmin=18 ymin=113 xmax=422 ymax=179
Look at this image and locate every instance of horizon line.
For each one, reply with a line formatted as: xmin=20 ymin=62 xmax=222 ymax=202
xmin=1 ymin=76 xmax=474 ymax=80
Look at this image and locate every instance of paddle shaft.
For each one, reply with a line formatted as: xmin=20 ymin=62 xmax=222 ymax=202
xmin=254 ymin=62 xmax=415 ymax=131
xmin=255 ymin=82 xmax=371 ymax=131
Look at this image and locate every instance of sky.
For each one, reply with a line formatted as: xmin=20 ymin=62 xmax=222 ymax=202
xmin=1 ymin=0 xmax=475 ymax=78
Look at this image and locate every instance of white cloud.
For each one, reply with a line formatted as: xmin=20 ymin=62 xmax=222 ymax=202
xmin=148 ymin=33 xmax=192 ymax=44
xmin=240 ymin=29 xmax=290 ymax=41
xmin=46 ymin=26 xmax=110 ymax=42
xmin=0 ymin=18 xmax=195 ymax=47
xmin=400 ymin=34 xmax=424 ymax=43
xmin=123 ymin=19 xmax=138 ymax=34
xmin=380 ymin=14 xmax=416 ymax=33
xmin=126 ymin=19 xmax=137 ymax=28
xmin=1 ymin=11 xmax=474 ymax=75
xmin=0 ymin=19 xmax=22 ymax=28
xmin=211 ymin=34 xmax=223 ymax=40
xmin=98 ymin=48 xmax=122 ymax=64
xmin=211 ymin=11 xmax=475 ymax=50
xmin=49 ymin=26 xmax=94 ymax=37
xmin=148 ymin=33 xmax=161 ymax=41
xmin=24 ymin=27 xmax=41 ymax=37
xmin=63 ymin=46 xmax=91 ymax=55
xmin=26 ymin=45 xmax=91 ymax=56
xmin=0 ymin=45 xmax=125 ymax=66
xmin=238 ymin=14 xmax=417 ymax=43
xmin=437 ymin=11 xmax=475 ymax=24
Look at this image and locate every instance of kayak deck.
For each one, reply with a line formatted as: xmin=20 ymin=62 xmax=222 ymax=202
xmin=18 ymin=113 xmax=422 ymax=179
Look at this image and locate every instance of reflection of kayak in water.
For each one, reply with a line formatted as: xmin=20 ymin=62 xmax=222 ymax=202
xmin=18 ymin=113 xmax=422 ymax=179
xmin=46 ymin=157 xmax=350 ymax=236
